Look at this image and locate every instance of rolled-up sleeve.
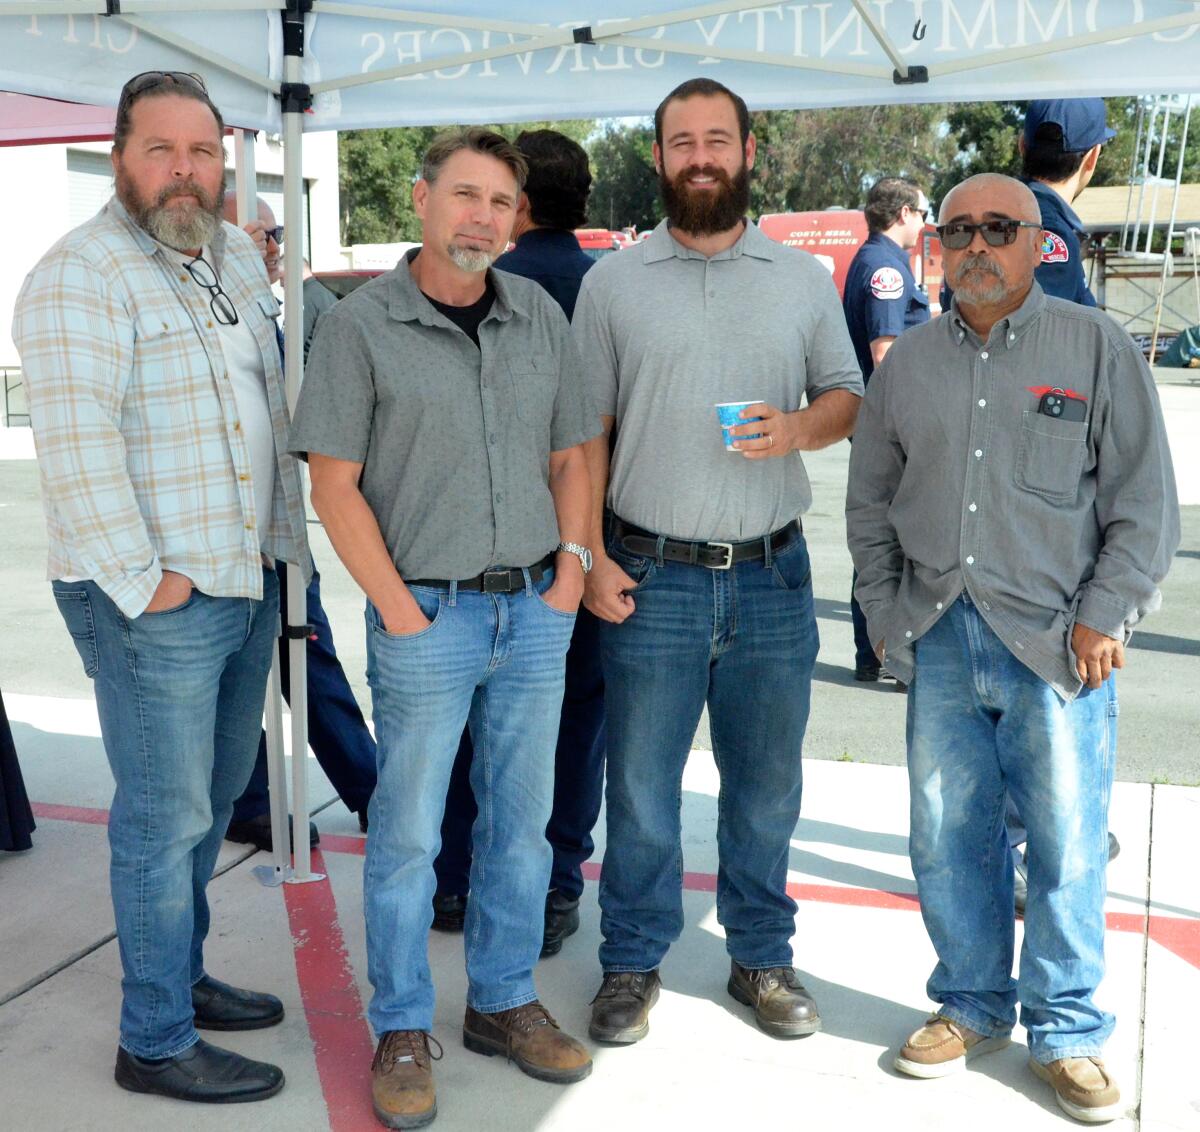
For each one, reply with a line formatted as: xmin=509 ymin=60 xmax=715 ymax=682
xmin=845 ymin=358 xmax=906 ymax=647
xmin=1075 ymin=341 xmax=1180 ymax=638
xmin=13 ymin=250 xmax=162 ymax=617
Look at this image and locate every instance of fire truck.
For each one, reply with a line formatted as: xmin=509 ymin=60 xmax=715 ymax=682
xmin=757 ymin=210 xmax=944 ymax=314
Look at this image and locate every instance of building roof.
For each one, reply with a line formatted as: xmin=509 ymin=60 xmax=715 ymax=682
xmin=1075 ymin=183 xmax=1200 ymax=232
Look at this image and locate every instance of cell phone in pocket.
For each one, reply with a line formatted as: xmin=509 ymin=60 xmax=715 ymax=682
xmin=1037 ymin=388 xmax=1087 ymax=422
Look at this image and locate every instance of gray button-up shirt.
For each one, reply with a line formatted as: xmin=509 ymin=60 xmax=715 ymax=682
xmin=289 ymin=252 xmax=599 ymax=580
xmin=572 ymin=219 xmax=863 ymax=541
xmin=846 ymin=283 xmax=1179 ymax=700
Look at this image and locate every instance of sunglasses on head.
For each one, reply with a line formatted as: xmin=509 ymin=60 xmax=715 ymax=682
xmin=936 ymin=219 xmax=1043 ymax=250
xmin=119 ymin=71 xmax=208 ymax=104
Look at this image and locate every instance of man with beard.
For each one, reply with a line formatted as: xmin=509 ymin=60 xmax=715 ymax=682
xmin=574 ymin=78 xmax=863 ymax=1045
xmin=13 ymin=71 xmax=311 ymax=1103
xmin=847 ymin=174 xmax=1177 ymax=1122
xmin=290 ymin=128 xmax=597 ymax=1128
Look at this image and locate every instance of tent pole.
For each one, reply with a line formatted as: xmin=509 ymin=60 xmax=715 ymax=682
xmin=280 ymin=0 xmax=322 ymax=885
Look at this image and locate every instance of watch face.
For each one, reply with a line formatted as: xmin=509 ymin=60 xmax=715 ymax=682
xmin=582 ymin=547 xmax=593 ymax=573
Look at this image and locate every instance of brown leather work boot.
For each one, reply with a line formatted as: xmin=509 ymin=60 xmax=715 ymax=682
xmin=463 ymin=1002 xmax=592 ymax=1084
xmin=727 ymin=962 xmax=822 ymax=1038
xmin=1030 ymin=1056 xmax=1123 ymax=1123
xmin=893 ymin=1016 xmax=1010 ymax=1079
xmin=588 ymin=969 xmax=661 ymax=1044
xmin=371 ymin=1030 xmax=441 ymax=1129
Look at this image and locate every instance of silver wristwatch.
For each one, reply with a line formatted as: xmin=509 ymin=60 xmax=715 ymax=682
xmin=557 ymin=541 xmax=593 ymax=574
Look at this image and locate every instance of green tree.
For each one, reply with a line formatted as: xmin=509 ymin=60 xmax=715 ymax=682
xmin=338 ymin=120 xmax=594 ymax=246
xmin=586 ymin=121 xmax=661 ymax=231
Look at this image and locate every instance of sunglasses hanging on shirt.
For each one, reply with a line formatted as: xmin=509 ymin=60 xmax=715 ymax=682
xmin=184 ymin=255 xmax=240 ymax=327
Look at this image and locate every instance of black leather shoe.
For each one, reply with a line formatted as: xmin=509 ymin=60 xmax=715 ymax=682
xmin=588 ymin=970 xmax=661 ymax=1044
xmin=192 ymin=975 xmax=284 ymax=1031
xmin=854 ymin=662 xmax=881 ymax=682
xmin=541 ymin=890 xmax=580 ymax=958
xmin=225 ymin=813 xmax=318 ymax=853
xmin=115 ymin=1039 xmax=284 ymax=1103
xmin=432 ymin=892 xmax=467 ymax=933
xmin=728 ymin=961 xmax=821 ymax=1038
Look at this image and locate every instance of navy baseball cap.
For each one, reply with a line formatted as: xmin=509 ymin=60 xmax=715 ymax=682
xmin=1024 ymin=99 xmax=1117 ymax=153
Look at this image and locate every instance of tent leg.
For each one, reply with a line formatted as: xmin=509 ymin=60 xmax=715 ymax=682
xmin=252 ymin=641 xmax=293 ymax=888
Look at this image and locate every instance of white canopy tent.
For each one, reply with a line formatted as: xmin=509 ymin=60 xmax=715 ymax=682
xmin=4 ymin=0 xmax=1200 ymax=882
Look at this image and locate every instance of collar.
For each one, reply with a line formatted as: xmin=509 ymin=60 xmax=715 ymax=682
xmin=387 ymin=247 xmax=529 ymax=326
xmin=1024 ymin=177 xmax=1084 ymax=233
xmin=641 ymin=217 xmax=776 ymax=264
xmin=104 ymin=195 xmax=229 ymax=269
xmin=949 ymin=280 xmax=1046 ymax=348
xmin=865 ymin=230 xmax=908 ymax=260
xmin=513 ymin=227 xmax=583 ymax=251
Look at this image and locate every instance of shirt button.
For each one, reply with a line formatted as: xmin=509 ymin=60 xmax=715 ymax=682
xmin=978 ymin=399 xmax=986 ymax=407
xmin=905 ymin=630 xmax=913 ymax=638
xmin=1009 ymin=332 xmax=1016 ymax=341
xmin=966 ymin=555 xmax=975 ymax=565
xmin=494 ymin=493 xmax=502 ymax=503
xmin=969 ymin=503 xmax=977 ymax=512
xmin=238 ymin=473 xmax=249 ymax=482
xmin=974 ymin=449 xmax=983 ymax=459
xmin=244 ymin=522 xmax=254 ymax=531
xmin=936 ymin=602 xmax=943 ymax=610
xmin=983 ymin=602 xmax=991 ymax=611
xmin=980 ymin=351 xmax=989 ymax=360
xmin=488 ymin=433 xmax=497 ymax=444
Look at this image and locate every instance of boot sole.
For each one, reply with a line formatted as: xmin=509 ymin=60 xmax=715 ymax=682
xmin=726 ymin=977 xmax=822 ymax=1039
xmin=1029 ymin=1057 xmax=1124 ymax=1123
xmin=194 ymin=1011 xmax=285 ymax=1032
xmin=462 ymin=1030 xmax=593 ymax=1084
xmin=894 ymin=1035 xmax=1011 ymax=1079
xmin=587 ymin=983 xmax=660 ymax=1044
xmin=372 ymin=1098 xmax=437 ymax=1129
xmin=115 ymin=1064 xmax=285 ymax=1104
xmin=540 ymin=918 xmax=579 ymax=958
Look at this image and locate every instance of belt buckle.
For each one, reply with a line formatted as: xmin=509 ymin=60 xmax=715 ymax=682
xmin=707 ymin=541 xmax=734 ymax=570
xmin=481 ymin=569 xmax=512 ymax=593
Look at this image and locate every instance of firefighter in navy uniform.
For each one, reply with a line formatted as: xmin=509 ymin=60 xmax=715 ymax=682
xmin=1020 ymin=98 xmax=1115 ymax=305
xmin=842 ymin=178 xmax=931 ymax=683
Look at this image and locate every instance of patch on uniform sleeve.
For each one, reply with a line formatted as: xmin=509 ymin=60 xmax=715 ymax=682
xmin=1041 ymin=232 xmax=1069 ymax=264
xmin=869 ymin=266 xmax=904 ymax=299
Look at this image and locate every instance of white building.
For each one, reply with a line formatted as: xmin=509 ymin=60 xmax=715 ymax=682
xmin=0 ymin=129 xmax=341 ymax=376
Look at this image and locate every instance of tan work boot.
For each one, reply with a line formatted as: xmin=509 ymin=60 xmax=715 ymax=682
xmin=893 ymin=1015 xmax=1011 ymax=1078
xmin=1030 ymin=1056 xmax=1123 ymax=1123
xmin=371 ymin=1030 xmax=441 ymax=1129
xmin=463 ymin=1002 xmax=592 ymax=1084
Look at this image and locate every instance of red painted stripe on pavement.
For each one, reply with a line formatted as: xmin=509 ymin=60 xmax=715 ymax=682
xmin=1148 ymin=914 xmax=1200 ymax=969
xmin=31 ymin=801 xmax=109 ymax=825
xmin=282 ymin=849 xmax=377 ymax=1132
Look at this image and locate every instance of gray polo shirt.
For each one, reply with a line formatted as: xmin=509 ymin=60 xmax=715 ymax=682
xmin=572 ymin=219 xmax=863 ymax=542
xmin=289 ymin=252 xmax=599 ymax=580
xmin=846 ymin=283 xmax=1179 ymax=700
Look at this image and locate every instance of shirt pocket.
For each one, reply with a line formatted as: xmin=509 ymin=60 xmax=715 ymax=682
xmin=1014 ymin=411 xmax=1088 ymax=502
xmin=508 ymin=355 xmax=558 ymax=426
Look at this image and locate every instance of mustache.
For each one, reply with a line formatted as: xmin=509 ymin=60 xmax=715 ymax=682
xmin=955 ymin=254 xmax=1004 ymax=278
xmin=672 ymin=163 xmax=733 ymax=192
xmin=155 ymin=179 xmax=216 ymax=210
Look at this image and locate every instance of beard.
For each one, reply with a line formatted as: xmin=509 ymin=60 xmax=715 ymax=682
xmin=115 ymin=163 xmax=224 ymax=252
xmin=948 ymin=253 xmax=1012 ymax=305
xmin=659 ymin=160 xmax=750 ymax=236
xmin=447 ymin=243 xmax=494 ymax=273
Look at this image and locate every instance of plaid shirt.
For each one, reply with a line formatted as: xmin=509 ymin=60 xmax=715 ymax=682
xmin=13 ymin=198 xmax=311 ymax=618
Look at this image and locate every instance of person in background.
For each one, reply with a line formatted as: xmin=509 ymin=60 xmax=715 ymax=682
xmin=841 ymin=177 xmax=931 ymax=684
xmin=14 ymin=70 xmax=311 ymax=1104
xmin=847 ymin=173 xmax=1177 ymax=1123
xmin=0 ymin=688 xmax=35 ymax=852
xmin=220 ymin=192 xmax=377 ymax=851
xmin=432 ymin=128 xmax=606 ymax=959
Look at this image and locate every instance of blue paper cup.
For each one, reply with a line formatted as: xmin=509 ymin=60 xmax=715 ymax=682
xmin=716 ymin=400 xmax=763 ymax=451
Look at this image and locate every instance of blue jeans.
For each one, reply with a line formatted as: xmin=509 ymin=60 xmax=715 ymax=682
xmin=907 ymin=593 xmax=1118 ymax=1063
xmin=597 ymin=524 xmax=819 ymax=973
xmin=363 ymin=568 xmax=575 ymax=1035
xmin=233 ymin=560 xmax=377 ymax=822
xmin=52 ymin=570 xmax=279 ymax=1058
xmin=434 ymin=606 xmax=606 ymax=901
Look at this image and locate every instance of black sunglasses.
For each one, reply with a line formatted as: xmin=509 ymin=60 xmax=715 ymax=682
xmin=263 ymin=225 xmax=285 ymax=245
xmin=937 ymin=219 xmax=1043 ymax=250
xmin=119 ymin=71 xmax=208 ymax=106
xmin=184 ymin=255 xmax=239 ymax=327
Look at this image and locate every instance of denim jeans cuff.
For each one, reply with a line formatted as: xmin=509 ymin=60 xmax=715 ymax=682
xmin=936 ymin=1003 xmax=1013 ymax=1039
xmin=469 ymin=990 xmax=539 ymax=1015
xmin=1029 ymin=1044 xmax=1107 ymax=1065
xmin=119 ymin=1030 xmax=201 ymax=1061
xmin=730 ymin=957 xmax=795 ymax=971
xmin=602 ymin=964 xmax=659 ymax=975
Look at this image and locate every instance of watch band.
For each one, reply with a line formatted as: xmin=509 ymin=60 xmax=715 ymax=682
xmin=557 ymin=541 xmax=592 ymax=574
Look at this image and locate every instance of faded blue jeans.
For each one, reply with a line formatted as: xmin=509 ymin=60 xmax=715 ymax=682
xmin=52 ymin=570 xmax=279 ymax=1059
xmin=907 ymin=592 xmax=1118 ymax=1063
xmin=363 ymin=569 xmax=575 ymax=1036
xmin=597 ymin=525 xmax=819 ymax=974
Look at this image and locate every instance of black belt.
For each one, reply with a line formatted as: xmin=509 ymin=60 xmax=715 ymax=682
xmin=407 ymin=552 xmax=555 ymax=593
xmin=612 ymin=517 xmax=802 ymax=571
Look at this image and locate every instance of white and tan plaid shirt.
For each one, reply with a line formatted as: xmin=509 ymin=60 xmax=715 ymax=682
xmin=13 ymin=198 xmax=311 ymax=618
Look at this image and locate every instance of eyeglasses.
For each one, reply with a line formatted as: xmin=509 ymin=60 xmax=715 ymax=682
xmin=936 ymin=219 xmax=1043 ymax=250
xmin=184 ymin=255 xmax=239 ymax=326
xmin=263 ymin=225 xmax=285 ymax=245
xmin=909 ymin=205 xmax=930 ymax=222
xmin=120 ymin=71 xmax=207 ymax=103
